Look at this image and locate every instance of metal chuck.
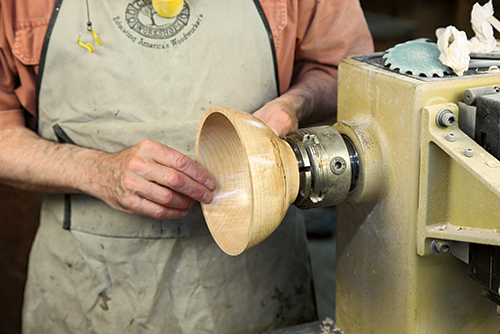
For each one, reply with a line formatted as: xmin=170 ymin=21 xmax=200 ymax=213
xmin=285 ymin=126 xmax=359 ymax=210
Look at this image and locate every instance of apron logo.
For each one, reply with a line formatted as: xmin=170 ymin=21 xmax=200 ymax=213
xmin=125 ymin=0 xmax=190 ymax=39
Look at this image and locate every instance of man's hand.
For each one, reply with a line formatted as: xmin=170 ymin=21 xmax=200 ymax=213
xmin=91 ymin=140 xmax=215 ymax=219
xmin=253 ymin=97 xmax=299 ymax=138
xmin=0 ymin=127 xmax=214 ymax=220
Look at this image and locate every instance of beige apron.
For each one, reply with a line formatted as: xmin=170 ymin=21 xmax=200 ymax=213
xmin=23 ymin=0 xmax=316 ymax=333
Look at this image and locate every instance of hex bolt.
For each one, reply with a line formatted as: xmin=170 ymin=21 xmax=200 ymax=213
xmin=445 ymin=133 xmax=456 ymax=142
xmin=436 ymin=109 xmax=457 ymax=128
xmin=330 ymin=156 xmax=347 ymax=175
xmin=465 ymin=148 xmax=474 ymax=157
xmin=431 ymin=239 xmax=451 ymax=255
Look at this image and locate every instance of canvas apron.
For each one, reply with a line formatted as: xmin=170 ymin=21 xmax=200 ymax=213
xmin=23 ymin=0 xmax=316 ymax=333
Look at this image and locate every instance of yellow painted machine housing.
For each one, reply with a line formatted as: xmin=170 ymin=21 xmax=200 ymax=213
xmin=335 ymin=54 xmax=500 ymax=333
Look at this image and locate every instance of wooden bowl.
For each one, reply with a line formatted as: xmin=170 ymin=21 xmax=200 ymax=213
xmin=195 ymin=106 xmax=300 ymax=255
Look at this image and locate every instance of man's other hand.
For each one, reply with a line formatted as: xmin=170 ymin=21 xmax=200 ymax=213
xmin=93 ymin=139 xmax=215 ymax=219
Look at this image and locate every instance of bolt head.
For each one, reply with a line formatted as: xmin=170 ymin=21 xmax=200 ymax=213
xmin=445 ymin=132 xmax=456 ymax=142
xmin=465 ymin=148 xmax=474 ymax=157
xmin=437 ymin=109 xmax=457 ymax=128
xmin=432 ymin=239 xmax=451 ymax=255
xmin=330 ymin=156 xmax=347 ymax=175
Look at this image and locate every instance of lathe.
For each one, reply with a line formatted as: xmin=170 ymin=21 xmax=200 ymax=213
xmin=196 ymin=46 xmax=500 ymax=333
xmin=333 ymin=51 xmax=500 ymax=333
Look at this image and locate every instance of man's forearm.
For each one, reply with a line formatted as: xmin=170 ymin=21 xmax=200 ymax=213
xmin=282 ymin=68 xmax=338 ymax=126
xmin=253 ymin=68 xmax=338 ymax=138
xmin=0 ymin=126 xmax=214 ymax=219
xmin=0 ymin=126 xmax=103 ymax=194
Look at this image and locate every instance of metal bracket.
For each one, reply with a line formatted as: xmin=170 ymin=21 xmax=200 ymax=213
xmin=417 ymin=103 xmax=500 ymax=256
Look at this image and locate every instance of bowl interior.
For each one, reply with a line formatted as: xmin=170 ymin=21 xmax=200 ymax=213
xmin=197 ymin=111 xmax=253 ymax=253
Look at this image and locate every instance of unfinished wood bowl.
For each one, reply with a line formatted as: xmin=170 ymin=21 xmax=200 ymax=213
xmin=195 ymin=106 xmax=300 ymax=255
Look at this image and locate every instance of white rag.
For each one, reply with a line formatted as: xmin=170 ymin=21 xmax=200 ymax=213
xmin=436 ymin=26 xmax=470 ymax=76
xmin=469 ymin=0 xmax=497 ymax=53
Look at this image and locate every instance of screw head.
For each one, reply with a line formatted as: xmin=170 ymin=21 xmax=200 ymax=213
xmin=445 ymin=132 xmax=456 ymax=142
xmin=330 ymin=156 xmax=347 ymax=175
xmin=465 ymin=148 xmax=474 ymax=157
xmin=432 ymin=239 xmax=451 ymax=255
xmin=437 ymin=109 xmax=457 ymax=128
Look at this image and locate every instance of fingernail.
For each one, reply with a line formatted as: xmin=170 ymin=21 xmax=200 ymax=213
xmin=204 ymin=178 xmax=215 ymax=190
xmin=202 ymin=192 xmax=212 ymax=204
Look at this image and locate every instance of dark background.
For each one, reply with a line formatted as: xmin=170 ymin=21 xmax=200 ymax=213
xmin=1 ymin=0 xmax=497 ymax=332
xmin=365 ymin=0 xmax=500 ymax=52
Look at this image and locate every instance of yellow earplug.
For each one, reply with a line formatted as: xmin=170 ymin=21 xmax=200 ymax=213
xmin=77 ymin=38 xmax=95 ymax=53
xmin=77 ymin=29 xmax=103 ymax=53
xmin=90 ymin=30 xmax=103 ymax=47
xmin=152 ymin=0 xmax=184 ymax=18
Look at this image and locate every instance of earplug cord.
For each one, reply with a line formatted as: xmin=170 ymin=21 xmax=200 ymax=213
xmin=77 ymin=0 xmax=103 ymax=52
xmin=85 ymin=0 xmax=93 ymax=31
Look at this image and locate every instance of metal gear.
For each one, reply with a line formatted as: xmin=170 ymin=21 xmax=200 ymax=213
xmin=382 ymin=39 xmax=452 ymax=77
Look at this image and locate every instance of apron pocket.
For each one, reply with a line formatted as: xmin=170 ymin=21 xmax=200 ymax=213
xmin=66 ymin=194 xmax=209 ymax=238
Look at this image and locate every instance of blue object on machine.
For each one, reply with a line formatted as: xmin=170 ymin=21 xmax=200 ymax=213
xmin=382 ymin=39 xmax=452 ymax=77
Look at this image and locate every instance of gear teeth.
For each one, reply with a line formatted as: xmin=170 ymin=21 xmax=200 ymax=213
xmin=382 ymin=39 xmax=452 ymax=78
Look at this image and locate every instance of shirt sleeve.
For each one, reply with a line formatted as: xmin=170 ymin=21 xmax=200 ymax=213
xmin=0 ymin=0 xmax=51 ymax=130
xmin=0 ymin=25 xmax=26 ymax=129
xmin=260 ymin=0 xmax=374 ymax=94
xmin=294 ymin=0 xmax=374 ymax=81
